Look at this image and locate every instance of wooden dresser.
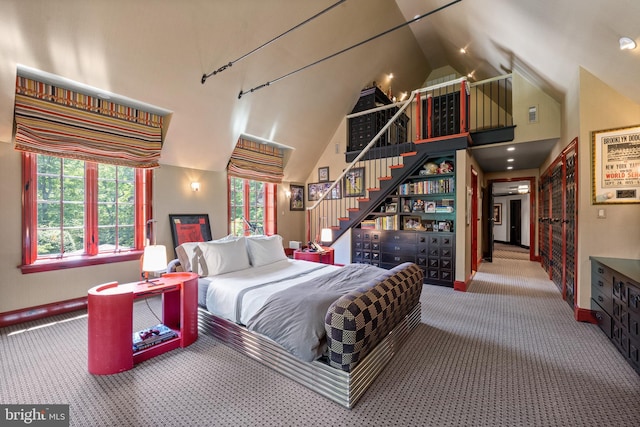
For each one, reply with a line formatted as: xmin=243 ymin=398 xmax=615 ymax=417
xmin=590 ymin=256 xmax=640 ymax=374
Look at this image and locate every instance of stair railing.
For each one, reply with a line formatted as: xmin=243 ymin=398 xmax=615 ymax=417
xmin=306 ymin=77 xmax=470 ymax=245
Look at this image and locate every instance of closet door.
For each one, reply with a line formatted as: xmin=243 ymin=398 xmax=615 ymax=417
xmin=563 ymin=145 xmax=578 ymax=309
xmin=539 ymin=174 xmax=551 ymax=274
xmin=551 ymin=163 xmax=563 ymax=292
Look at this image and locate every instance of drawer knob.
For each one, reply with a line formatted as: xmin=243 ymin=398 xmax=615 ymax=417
xmin=597 ymin=280 xmax=603 ymax=287
xmin=598 ymin=295 xmax=604 ymax=302
xmin=597 ymin=267 xmax=604 ymax=274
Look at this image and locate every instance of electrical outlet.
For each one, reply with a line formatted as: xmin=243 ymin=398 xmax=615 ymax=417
xmin=597 ymin=208 xmax=606 ymax=219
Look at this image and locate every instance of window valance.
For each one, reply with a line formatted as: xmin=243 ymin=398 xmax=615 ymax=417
xmin=227 ymin=138 xmax=284 ymax=183
xmin=14 ymin=76 xmax=163 ymax=168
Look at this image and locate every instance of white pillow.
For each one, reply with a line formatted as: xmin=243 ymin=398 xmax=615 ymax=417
xmin=246 ymin=235 xmax=288 ymax=267
xmin=175 ymin=235 xmax=241 ymax=274
xmin=199 ymin=237 xmax=250 ymax=276
xmin=175 ymin=242 xmax=204 ymax=274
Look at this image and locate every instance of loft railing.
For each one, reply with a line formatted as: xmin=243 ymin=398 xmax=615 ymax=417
xmin=306 ymin=74 xmax=512 ymax=245
xmin=468 ymin=74 xmax=513 ymax=132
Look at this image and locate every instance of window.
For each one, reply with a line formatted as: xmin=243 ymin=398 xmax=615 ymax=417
xmin=228 ymin=177 xmax=276 ymax=236
xmin=21 ymin=153 xmax=151 ymax=273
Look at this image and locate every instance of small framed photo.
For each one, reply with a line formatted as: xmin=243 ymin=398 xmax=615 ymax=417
xmin=403 ymin=216 xmax=422 ymax=230
xmin=289 ymin=184 xmax=304 ymax=211
xmin=385 ymin=202 xmax=397 ymax=213
xmin=425 ymin=201 xmax=436 ymax=213
xmin=493 ymin=203 xmax=502 ymax=225
xmin=438 ymin=221 xmax=451 ymax=232
xmin=318 ymin=166 xmax=330 ymax=182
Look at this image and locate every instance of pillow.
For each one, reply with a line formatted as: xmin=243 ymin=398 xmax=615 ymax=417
xmin=246 ymin=235 xmax=288 ymax=267
xmin=175 ymin=235 xmax=240 ymax=274
xmin=199 ymin=237 xmax=251 ymax=276
xmin=175 ymin=242 xmax=204 ymax=274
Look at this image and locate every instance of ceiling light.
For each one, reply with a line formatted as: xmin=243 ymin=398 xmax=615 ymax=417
xmin=619 ymin=37 xmax=636 ymax=50
xmin=507 ymin=166 xmax=513 ymax=170
xmin=507 ymin=147 xmax=515 ymax=151
xmin=388 ymin=73 xmax=394 ymax=80
xmin=460 ymin=48 xmax=467 ymax=54
xmin=507 ymin=158 xmax=514 ymax=162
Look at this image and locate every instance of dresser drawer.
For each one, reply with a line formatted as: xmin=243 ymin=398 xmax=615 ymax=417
xmin=381 ymin=253 xmax=415 ymax=264
xmin=591 ymin=285 xmax=613 ymax=315
xmin=591 ymin=262 xmax=614 ymax=293
xmin=591 ymin=298 xmax=612 ymax=338
xmin=381 ymin=242 xmax=415 ymax=256
xmin=382 ymin=231 xmax=416 ymax=244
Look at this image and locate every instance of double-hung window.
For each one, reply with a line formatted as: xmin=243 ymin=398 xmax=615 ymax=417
xmin=21 ymin=152 xmax=151 ymax=273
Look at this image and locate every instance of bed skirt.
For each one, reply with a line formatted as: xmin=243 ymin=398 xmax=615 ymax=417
xmin=197 ymin=303 xmax=421 ymax=408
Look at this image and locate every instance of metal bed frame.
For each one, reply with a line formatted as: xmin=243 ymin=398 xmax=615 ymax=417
xmin=198 ymin=303 xmax=421 ymax=408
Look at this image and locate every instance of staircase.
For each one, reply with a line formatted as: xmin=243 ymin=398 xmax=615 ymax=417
xmin=307 ymin=75 xmax=513 ymax=246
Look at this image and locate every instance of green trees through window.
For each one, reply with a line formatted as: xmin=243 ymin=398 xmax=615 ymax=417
xmin=35 ymin=154 xmax=136 ymax=258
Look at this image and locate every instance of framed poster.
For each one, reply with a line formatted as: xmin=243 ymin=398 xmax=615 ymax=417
xmin=493 ymin=203 xmax=502 ymax=225
xmin=289 ymin=184 xmax=304 ymax=211
xmin=169 ymin=214 xmax=212 ymax=251
xmin=343 ymin=167 xmax=365 ymax=197
xmin=592 ymin=125 xmax=640 ymax=204
xmin=308 ymin=181 xmax=341 ymax=201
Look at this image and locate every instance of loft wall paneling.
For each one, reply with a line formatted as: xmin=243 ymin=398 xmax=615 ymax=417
xmin=590 ymin=257 xmax=640 ymax=375
xmin=539 ymin=139 xmax=578 ymax=310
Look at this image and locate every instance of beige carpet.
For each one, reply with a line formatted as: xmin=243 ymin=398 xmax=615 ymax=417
xmin=1 ymin=256 xmax=639 ymax=426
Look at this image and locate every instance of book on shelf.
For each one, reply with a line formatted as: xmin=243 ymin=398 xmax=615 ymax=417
xmin=132 ymin=323 xmax=178 ymax=352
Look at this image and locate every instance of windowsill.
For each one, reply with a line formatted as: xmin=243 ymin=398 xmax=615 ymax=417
xmin=20 ymin=251 xmax=143 ymax=274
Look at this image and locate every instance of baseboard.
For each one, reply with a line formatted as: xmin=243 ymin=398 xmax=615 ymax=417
xmin=0 ymin=297 xmax=87 ymax=328
xmin=454 ymin=280 xmax=467 ymax=292
xmin=575 ymin=307 xmax=597 ymax=323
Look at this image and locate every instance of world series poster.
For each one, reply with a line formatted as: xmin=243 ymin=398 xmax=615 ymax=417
xmin=592 ymin=125 xmax=640 ymax=204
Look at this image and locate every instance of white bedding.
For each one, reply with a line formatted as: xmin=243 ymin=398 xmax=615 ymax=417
xmin=204 ymin=259 xmax=340 ymax=325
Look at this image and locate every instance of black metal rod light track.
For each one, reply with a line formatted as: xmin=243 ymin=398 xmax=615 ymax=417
xmin=201 ymin=0 xmax=347 ymax=84
xmin=237 ymin=0 xmax=462 ymax=99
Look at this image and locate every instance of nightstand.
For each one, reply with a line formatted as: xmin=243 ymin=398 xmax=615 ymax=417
xmin=87 ymin=272 xmax=198 ymax=375
xmin=293 ymin=247 xmax=334 ymax=265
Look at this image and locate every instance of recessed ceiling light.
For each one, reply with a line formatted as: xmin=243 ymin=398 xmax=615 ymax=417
xmin=506 ymin=147 xmax=515 ymax=151
xmin=507 ymin=166 xmax=513 ymax=170
xmin=620 ymin=36 xmax=637 ymax=50
xmin=507 ymin=158 xmax=514 ymax=162
xmin=460 ymin=48 xmax=467 ymax=54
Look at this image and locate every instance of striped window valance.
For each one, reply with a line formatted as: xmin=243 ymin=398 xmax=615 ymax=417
xmin=227 ymin=138 xmax=284 ymax=183
xmin=14 ymin=76 xmax=163 ymax=168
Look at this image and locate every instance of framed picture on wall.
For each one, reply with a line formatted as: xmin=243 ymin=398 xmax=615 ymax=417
xmin=169 ymin=214 xmax=212 ymax=252
xmin=591 ymin=125 xmax=640 ymax=204
xmin=318 ymin=166 xmax=329 ymax=182
xmin=493 ymin=203 xmax=502 ymax=225
xmin=289 ymin=184 xmax=304 ymax=211
xmin=343 ymin=167 xmax=365 ymax=197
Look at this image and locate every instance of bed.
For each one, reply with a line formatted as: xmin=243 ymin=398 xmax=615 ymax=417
xmin=168 ymin=234 xmax=423 ymax=408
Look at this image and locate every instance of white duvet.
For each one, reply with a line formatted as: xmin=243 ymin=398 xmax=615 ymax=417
xmin=204 ymin=259 xmax=340 ymax=325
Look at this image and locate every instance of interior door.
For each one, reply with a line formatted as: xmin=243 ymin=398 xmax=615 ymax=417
xmin=509 ymin=199 xmax=522 ymax=245
xmin=482 ymin=182 xmax=494 ymax=262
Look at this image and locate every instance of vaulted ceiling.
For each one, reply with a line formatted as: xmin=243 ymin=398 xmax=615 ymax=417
xmin=1 ymin=0 xmax=638 ymax=182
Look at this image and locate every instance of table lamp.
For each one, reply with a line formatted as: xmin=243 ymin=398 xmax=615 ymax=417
xmin=142 ymin=244 xmax=167 ymax=284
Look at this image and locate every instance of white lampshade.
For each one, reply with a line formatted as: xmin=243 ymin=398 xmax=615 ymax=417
xmin=142 ymin=245 xmax=168 ymax=273
xmin=320 ymin=228 xmax=332 ymax=243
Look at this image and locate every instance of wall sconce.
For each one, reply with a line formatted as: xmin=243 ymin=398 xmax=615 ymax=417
xmin=285 ymin=189 xmax=291 ymax=198
xmin=191 ymin=181 xmax=200 ymax=192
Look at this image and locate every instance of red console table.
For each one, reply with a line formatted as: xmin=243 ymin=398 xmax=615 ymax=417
xmin=87 ymin=272 xmax=198 ymax=375
xmin=293 ymin=247 xmax=334 ymax=265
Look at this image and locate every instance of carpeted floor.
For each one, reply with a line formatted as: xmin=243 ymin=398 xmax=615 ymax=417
xmin=1 ymin=256 xmax=639 ymax=426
